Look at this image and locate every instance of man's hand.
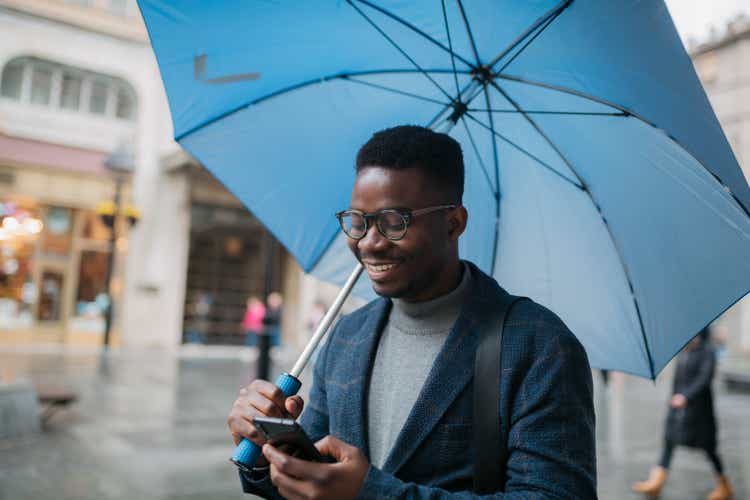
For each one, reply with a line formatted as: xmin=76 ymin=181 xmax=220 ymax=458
xmin=227 ymin=379 xmax=304 ymax=466
xmin=264 ymin=435 xmax=369 ymax=500
xmin=670 ymin=393 xmax=688 ymax=409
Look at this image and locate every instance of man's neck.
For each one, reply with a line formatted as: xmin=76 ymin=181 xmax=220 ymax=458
xmin=401 ymin=259 xmax=464 ymax=303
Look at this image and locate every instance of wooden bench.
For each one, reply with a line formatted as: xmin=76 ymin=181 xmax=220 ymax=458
xmin=37 ymin=388 xmax=77 ymax=424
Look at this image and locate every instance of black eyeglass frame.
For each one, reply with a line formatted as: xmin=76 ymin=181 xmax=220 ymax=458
xmin=335 ymin=204 xmax=457 ymax=241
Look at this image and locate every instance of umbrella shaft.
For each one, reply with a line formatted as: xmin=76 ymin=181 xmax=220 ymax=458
xmin=290 ymin=263 xmax=364 ymax=377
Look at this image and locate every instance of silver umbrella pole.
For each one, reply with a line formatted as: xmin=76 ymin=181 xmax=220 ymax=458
xmin=289 ymin=263 xmax=364 ymax=378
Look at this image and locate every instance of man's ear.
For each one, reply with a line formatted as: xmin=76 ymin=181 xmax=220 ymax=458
xmin=448 ymin=206 xmax=468 ymax=240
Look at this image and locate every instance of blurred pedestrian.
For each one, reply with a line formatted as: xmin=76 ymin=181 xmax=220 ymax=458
xmin=633 ymin=328 xmax=733 ymax=499
xmin=242 ymin=295 xmax=266 ymax=347
xmin=306 ymin=300 xmax=328 ymax=366
xmin=185 ymin=291 xmax=212 ymax=344
xmin=306 ymin=300 xmax=327 ymax=336
xmin=263 ymin=291 xmax=283 ymax=347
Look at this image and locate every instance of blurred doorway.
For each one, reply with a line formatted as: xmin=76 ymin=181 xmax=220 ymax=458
xmin=182 ymin=204 xmax=285 ymax=345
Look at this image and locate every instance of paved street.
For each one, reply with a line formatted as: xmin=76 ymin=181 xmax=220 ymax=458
xmin=0 ymin=345 xmax=748 ymax=499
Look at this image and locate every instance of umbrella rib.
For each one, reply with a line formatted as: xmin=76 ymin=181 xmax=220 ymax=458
xmin=489 ymin=80 xmax=587 ymax=187
xmin=455 ymin=0 xmax=482 ymax=67
xmin=344 ymin=76 xmax=451 ymax=106
xmin=350 ymin=0 xmax=475 ymax=69
xmin=467 ymin=108 xmax=627 ymax=116
xmin=482 ymin=86 xmax=502 ymax=274
xmin=346 ymin=0 xmax=454 ymax=102
xmin=175 ymin=69 xmax=467 ymax=142
xmin=459 ymin=115 xmax=496 ymax=197
xmin=492 ymin=4 xmax=563 ymax=75
xmin=488 ymin=79 xmax=656 ymax=378
xmin=441 ymin=0 xmax=462 ymax=96
xmin=487 ymin=0 xmax=572 ymax=69
xmin=463 ymin=112 xmax=583 ymax=190
xmin=494 ymin=72 xmax=750 ymax=219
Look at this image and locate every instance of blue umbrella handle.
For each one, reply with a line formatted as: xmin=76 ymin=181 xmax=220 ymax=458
xmin=230 ymin=372 xmax=302 ymax=471
xmin=229 ymin=263 xmax=364 ymax=472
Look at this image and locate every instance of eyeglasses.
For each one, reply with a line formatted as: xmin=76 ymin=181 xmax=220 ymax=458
xmin=335 ymin=205 xmax=456 ymax=241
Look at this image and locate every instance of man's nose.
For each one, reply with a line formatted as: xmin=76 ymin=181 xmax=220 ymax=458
xmin=357 ymin=222 xmax=389 ymax=253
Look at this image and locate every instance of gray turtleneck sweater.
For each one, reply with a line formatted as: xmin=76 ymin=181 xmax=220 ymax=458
xmin=367 ymin=262 xmax=472 ymax=468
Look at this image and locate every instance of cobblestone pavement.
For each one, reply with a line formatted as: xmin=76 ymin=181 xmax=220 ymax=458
xmin=0 ymin=345 xmax=748 ymax=499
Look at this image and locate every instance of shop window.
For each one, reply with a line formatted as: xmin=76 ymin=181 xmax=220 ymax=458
xmin=74 ymin=251 xmax=109 ymax=331
xmin=0 ymin=236 xmax=35 ymax=329
xmin=0 ymin=57 xmax=138 ymax=122
xmin=37 ymin=270 xmax=64 ymax=322
xmin=41 ymin=207 xmax=73 ymax=256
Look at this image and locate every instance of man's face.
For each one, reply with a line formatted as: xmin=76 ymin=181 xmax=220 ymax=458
xmin=346 ymin=166 xmax=464 ymax=301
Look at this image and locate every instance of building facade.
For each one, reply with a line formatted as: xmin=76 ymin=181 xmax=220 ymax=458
xmin=691 ymin=15 xmax=750 ymax=355
xmin=0 ymin=0 xmax=154 ymax=345
xmin=0 ymin=0 xmax=312 ymax=350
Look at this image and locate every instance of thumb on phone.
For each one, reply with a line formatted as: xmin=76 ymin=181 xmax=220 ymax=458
xmin=315 ymin=435 xmax=357 ymax=463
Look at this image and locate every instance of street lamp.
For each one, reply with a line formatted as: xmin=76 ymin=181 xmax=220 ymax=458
xmin=98 ymin=142 xmax=137 ymax=348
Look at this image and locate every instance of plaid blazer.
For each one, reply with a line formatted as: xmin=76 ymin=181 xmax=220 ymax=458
xmin=241 ymin=261 xmax=597 ymax=499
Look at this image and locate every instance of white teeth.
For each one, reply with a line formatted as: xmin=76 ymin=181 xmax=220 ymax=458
xmin=366 ymin=263 xmax=396 ymax=272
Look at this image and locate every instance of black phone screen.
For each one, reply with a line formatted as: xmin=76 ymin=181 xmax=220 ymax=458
xmin=253 ymin=416 xmax=327 ymax=462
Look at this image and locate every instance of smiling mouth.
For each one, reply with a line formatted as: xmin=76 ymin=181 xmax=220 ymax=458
xmin=363 ymin=261 xmax=401 ymax=279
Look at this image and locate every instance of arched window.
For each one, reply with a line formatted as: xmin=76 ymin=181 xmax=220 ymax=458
xmin=0 ymin=57 xmax=138 ymax=122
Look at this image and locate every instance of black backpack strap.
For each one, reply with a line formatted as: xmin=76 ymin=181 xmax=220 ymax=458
xmin=473 ymin=294 xmax=526 ymax=494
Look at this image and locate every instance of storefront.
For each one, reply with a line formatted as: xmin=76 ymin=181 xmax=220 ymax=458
xmin=0 ymin=135 xmax=129 ymax=345
xmin=181 ymin=164 xmax=287 ymax=345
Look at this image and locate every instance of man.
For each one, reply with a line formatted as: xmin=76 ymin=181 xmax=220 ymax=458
xmin=227 ymin=125 xmax=597 ymax=498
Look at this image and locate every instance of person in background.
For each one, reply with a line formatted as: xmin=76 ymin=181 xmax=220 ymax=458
xmin=185 ymin=291 xmax=212 ymax=344
xmin=243 ymin=296 xmax=266 ymax=347
xmin=633 ymin=328 xmax=733 ymax=500
xmin=306 ymin=300 xmax=328 ymax=336
xmin=264 ymin=292 xmax=283 ymax=347
xmin=306 ymin=300 xmax=329 ymax=366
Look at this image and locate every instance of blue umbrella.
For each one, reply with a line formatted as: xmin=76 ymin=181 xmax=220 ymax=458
xmin=138 ymin=0 xmax=750 ymax=380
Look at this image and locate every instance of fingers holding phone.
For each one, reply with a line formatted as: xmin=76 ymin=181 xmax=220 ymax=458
xmin=253 ymin=417 xmax=328 ymax=463
xmin=227 ymin=379 xmax=305 ymax=448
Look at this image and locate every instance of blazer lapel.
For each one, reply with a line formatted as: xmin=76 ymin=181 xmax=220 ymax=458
xmin=381 ymin=266 xmax=500 ymax=475
xmin=336 ymin=298 xmax=391 ymax=456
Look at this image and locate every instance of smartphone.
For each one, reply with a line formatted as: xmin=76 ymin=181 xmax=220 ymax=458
xmin=253 ymin=416 xmax=328 ymax=462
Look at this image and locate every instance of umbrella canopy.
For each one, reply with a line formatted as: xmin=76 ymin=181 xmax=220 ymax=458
xmin=138 ymin=0 xmax=750 ymax=378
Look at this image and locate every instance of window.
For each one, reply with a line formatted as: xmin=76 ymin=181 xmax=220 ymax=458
xmin=41 ymin=207 xmax=74 ymax=256
xmin=30 ymin=66 xmax=53 ymax=106
xmin=60 ymin=73 xmax=82 ymax=111
xmin=108 ymin=0 xmax=131 ymax=17
xmin=38 ymin=270 xmax=64 ymax=321
xmin=0 ymin=57 xmax=137 ymax=121
xmin=89 ymin=80 xmax=108 ymax=114
xmin=116 ymin=86 xmax=136 ymax=120
xmin=0 ymin=60 xmax=24 ymax=100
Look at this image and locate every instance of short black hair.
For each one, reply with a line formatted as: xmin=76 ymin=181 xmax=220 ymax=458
xmin=355 ymin=125 xmax=464 ymax=202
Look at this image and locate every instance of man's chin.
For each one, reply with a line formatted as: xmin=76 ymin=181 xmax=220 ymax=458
xmin=371 ymin=280 xmax=407 ymax=299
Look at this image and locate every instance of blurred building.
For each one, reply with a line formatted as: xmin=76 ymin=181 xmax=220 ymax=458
xmin=0 ymin=0 xmax=312 ymax=350
xmin=691 ymin=14 xmax=750 ymax=355
xmin=0 ymin=0 xmax=151 ymax=345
